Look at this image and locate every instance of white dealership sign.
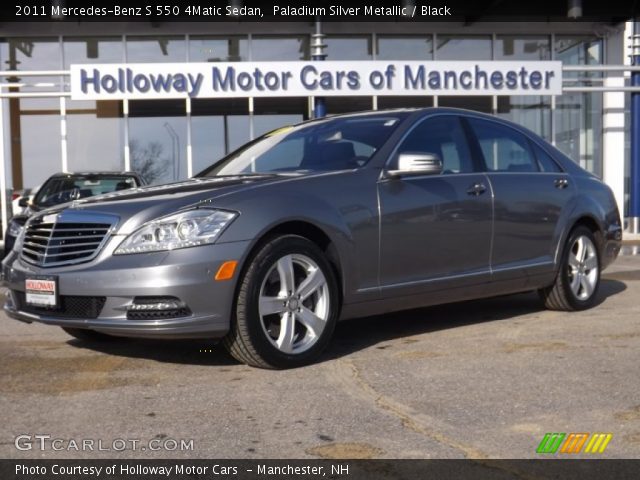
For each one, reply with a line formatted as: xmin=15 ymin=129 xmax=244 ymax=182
xmin=70 ymin=61 xmax=562 ymax=100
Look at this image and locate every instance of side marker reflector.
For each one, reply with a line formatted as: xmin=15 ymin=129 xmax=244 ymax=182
xmin=215 ymin=260 xmax=238 ymax=281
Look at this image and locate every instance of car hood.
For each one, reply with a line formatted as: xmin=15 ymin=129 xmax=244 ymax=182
xmin=34 ymin=174 xmax=297 ymax=235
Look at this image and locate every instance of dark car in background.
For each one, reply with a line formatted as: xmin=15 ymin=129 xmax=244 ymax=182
xmin=2 ymin=109 xmax=621 ymax=368
xmin=3 ymin=172 xmax=143 ymax=258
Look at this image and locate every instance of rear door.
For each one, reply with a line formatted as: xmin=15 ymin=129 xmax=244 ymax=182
xmin=465 ymin=117 xmax=573 ymax=277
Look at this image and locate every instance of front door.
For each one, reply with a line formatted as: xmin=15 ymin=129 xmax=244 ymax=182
xmin=378 ymin=115 xmax=493 ymax=295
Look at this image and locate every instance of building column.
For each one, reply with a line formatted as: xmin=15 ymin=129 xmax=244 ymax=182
xmin=602 ymin=23 xmax=627 ymax=225
xmin=311 ymin=18 xmax=327 ymax=118
xmin=631 ymin=20 xmax=640 ymax=233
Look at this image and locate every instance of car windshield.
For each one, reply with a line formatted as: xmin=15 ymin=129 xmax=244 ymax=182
xmin=198 ymin=113 xmax=407 ymax=177
xmin=33 ymin=175 xmax=138 ymax=208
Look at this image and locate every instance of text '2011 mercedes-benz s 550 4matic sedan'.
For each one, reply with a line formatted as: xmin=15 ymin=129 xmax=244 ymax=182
xmin=1 ymin=108 xmax=622 ymax=368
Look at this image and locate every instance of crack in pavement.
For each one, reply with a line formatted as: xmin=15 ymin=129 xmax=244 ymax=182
xmin=326 ymin=358 xmax=488 ymax=459
xmin=325 ymin=359 xmax=552 ymax=480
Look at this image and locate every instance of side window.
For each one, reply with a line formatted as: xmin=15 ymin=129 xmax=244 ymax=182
xmin=396 ymin=116 xmax=474 ymax=174
xmin=531 ymin=141 xmax=563 ymax=173
xmin=468 ymin=118 xmax=539 ymax=173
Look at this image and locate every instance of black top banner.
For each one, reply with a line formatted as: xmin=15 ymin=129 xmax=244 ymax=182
xmin=2 ymin=0 xmax=639 ymax=23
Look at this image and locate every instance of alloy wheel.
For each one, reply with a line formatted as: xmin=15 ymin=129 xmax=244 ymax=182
xmin=258 ymin=253 xmax=330 ymax=354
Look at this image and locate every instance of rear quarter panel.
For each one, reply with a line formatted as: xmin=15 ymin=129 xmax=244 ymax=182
xmin=556 ymin=175 xmax=622 ymax=270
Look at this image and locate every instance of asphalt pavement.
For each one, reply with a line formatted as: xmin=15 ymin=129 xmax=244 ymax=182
xmin=1 ymin=253 xmax=639 ymax=459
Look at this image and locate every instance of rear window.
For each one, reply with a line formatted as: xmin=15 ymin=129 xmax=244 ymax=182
xmin=531 ymin=141 xmax=563 ymax=173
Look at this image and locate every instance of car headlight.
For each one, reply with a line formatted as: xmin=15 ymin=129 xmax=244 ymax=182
xmin=8 ymin=219 xmax=24 ymax=238
xmin=114 ymin=209 xmax=238 ymax=255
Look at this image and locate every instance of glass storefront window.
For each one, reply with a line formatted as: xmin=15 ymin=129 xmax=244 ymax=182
xmin=435 ymin=35 xmax=491 ymax=60
xmin=495 ymin=36 xmax=551 ymax=141
xmin=495 ymin=36 xmax=551 ymax=60
xmin=0 ymin=32 xmax=611 ymax=200
xmin=191 ymin=115 xmax=226 ymax=174
xmin=438 ymin=96 xmax=492 ymax=114
xmin=325 ymin=36 xmax=373 ymax=60
xmin=554 ymin=36 xmax=603 ymax=176
xmin=0 ymin=37 xmax=62 ymax=93
xmin=497 ymin=96 xmax=551 ymax=141
xmin=251 ymin=36 xmax=309 ymax=60
xmin=126 ymin=36 xmax=186 ymax=62
xmin=66 ymin=100 xmax=125 ymax=172
xmin=0 ymin=37 xmax=60 ymax=71
xmin=254 ymin=114 xmax=303 ymax=138
xmin=376 ymin=36 xmax=433 ymax=60
xmin=378 ymin=96 xmax=434 ymax=109
xmin=189 ymin=36 xmax=248 ymax=62
xmin=128 ymin=100 xmax=187 ymax=184
xmin=19 ymin=98 xmax=62 ymax=189
xmin=254 ymin=97 xmax=306 ymax=134
xmin=325 ymin=97 xmax=373 ymax=114
xmin=191 ymin=99 xmax=251 ymax=174
xmin=63 ymin=37 xmax=124 ymax=67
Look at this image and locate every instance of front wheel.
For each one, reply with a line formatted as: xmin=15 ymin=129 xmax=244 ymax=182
xmin=539 ymin=226 xmax=601 ymax=311
xmin=223 ymin=235 xmax=339 ymax=369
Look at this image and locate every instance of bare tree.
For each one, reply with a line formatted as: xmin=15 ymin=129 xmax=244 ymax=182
xmin=128 ymin=139 xmax=171 ymax=184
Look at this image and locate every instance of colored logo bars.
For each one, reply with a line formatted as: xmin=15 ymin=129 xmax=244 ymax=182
xmin=537 ymin=433 xmax=613 ymax=454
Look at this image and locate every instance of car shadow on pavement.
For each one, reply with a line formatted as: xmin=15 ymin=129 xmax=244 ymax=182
xmin=323 ymin=278 xmax=627 ymax=362
xmin=66 ymin=337 xmax=238 ymax=366
xmin=66 ymin=279 xmax=626 ymax=366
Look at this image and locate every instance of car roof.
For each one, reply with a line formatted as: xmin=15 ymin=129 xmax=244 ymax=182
xmin=296 ymin=107 xmax=519 ymax=128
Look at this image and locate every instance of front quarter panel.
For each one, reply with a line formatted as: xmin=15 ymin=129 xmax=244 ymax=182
xmin=212 ymin=170 xmax=382 ymax=304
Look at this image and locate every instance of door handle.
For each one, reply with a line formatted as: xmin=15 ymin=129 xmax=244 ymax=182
xmin=554 ymin=178 xmax=569 ymax=189
xmin=467 ymin=183 xmax=487 ymax=196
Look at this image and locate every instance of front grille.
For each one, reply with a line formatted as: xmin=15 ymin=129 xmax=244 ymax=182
xmin=14 ymin=291 xmax=106 ymax=319
xmin=21 ymin=221 xmax=112 ymax=267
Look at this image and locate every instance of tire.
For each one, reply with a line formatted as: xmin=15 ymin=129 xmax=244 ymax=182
xmin=223 ymin=235 xmax=340 ymax=369
xmin=539 ymin=226 xmax=601 ymax=311
xmin=62 ymin=327 xmax=114 ymax=342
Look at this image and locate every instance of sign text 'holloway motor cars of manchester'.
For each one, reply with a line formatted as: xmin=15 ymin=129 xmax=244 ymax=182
xmin=70 ymin=61 xmax=563 ymax=100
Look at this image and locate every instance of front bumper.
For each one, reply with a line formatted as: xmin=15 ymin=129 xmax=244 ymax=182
xmin=1 ymin=237 xmax=250 ymax=339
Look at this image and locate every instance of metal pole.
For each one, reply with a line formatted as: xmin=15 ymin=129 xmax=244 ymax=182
xmin=164 ymin=122 xmax=179 ymax=181
xmin=630 ymin=22 xmax=640 ymax=233
xmin=0 ymin=98 xmax=8 ymax=246
xmin=311 ymin=18 xmax=326 ymax=118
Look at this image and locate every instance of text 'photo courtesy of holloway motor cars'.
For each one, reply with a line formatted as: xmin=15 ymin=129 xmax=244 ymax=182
xmin=1 ymin=108 xmax=622 ymax=369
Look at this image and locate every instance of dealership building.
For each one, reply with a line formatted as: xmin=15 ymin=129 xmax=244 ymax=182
xmin=0 ymin=14 xmax=638 ymax=237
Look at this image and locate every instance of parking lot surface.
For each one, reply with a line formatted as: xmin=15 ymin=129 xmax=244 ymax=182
xmin=1 ymin=253 xmax=640 ymax=459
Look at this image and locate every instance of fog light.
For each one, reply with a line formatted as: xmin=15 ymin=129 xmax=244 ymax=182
xmin=128 ymin=300 xmax=185 ymax=310
xmin=126 ymin=297 xmax=191 ymax=320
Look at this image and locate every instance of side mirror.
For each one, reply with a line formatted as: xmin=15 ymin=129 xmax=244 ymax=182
xmin=386 ymin=152 xmax=443 ymax=179
xmin=18 ymin=197 xmax=29 ymax=208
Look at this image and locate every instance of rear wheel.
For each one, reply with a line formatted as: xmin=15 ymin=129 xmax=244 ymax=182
xmin=223 ymin=235 xmax=339 ymax=369
xmin=539 ymin=226 xmax=600 ymax=311
xmin=62 ymin=327 xmax=114 ymax=342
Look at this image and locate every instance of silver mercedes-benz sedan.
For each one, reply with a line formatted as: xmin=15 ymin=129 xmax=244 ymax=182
xmin=2 ymin=108 xmax=622 ymax=368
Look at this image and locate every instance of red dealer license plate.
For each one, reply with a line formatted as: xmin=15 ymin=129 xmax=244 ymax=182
xmin=25 ymin=276 xmax=58 ymax=308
